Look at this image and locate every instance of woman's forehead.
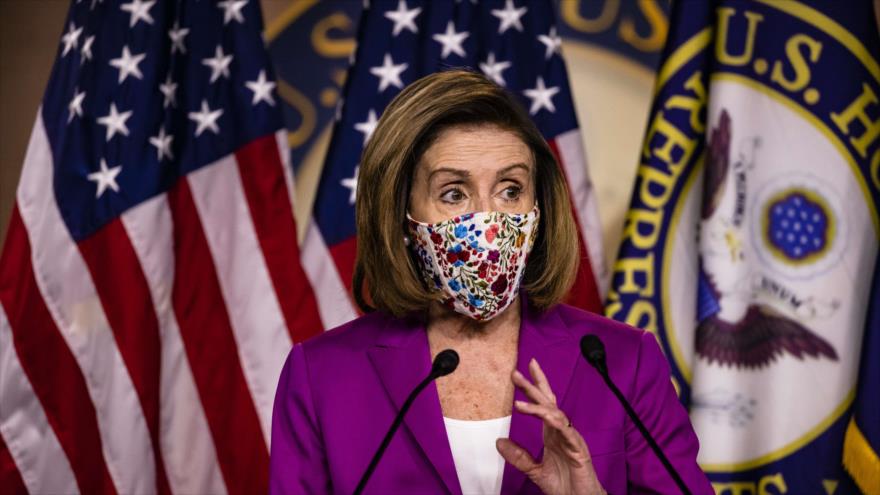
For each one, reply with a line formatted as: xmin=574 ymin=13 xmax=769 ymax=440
xmin=418 ymin=125 xmax=533 ymax=175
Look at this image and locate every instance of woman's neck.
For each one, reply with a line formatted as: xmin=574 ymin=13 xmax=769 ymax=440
xmin=426 ymin=296 xmax=521 ymax=346
xmin=427 ymin=297 xmax=521 ymax=420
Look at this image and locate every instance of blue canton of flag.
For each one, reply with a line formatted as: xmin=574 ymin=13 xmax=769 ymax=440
xmin=302 ymin=0 xmax=606 ymax=328
xmin=48 ymin=0 xmax=282 ymax=239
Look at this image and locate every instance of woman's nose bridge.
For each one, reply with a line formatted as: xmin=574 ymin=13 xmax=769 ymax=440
xmin=464 ymin=171 xmax=503 ymax=212
xmin=469 ymin=194 xmax=492 ymax=212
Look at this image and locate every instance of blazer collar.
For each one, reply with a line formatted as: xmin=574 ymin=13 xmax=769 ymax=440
xmin=367 ymin=312 xmax=463 ymax=495
xmin=366 ymin=296 xmax=580 ymax=495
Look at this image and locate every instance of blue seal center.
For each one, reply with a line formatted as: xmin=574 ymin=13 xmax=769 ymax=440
xmin=766 ymin=192 xmax=830 ymax=261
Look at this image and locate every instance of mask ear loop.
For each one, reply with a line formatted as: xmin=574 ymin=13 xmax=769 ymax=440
xmin=403 ymin=211 xmax=417 ymax=246
xmin=405 ymin=210 xmax=427 ymax=226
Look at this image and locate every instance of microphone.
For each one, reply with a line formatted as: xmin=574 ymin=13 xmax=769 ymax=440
xmin=580 ymin=335 xmax=693 ymax=495
xmin=354 ymin=349 xmax=459 ymax=495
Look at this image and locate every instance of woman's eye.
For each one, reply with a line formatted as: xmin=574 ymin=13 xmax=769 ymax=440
xmin=440 ymin=188 xmax=465 ymax=203
xmin=501 ymin=186 xmax=521 ymax=201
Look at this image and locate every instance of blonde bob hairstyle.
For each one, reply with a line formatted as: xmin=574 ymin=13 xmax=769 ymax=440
xmin=353 ymin=69 xmax=580 ymax=316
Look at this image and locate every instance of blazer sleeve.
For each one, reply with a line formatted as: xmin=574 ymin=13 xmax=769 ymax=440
xmin=625 ymin=332 xmax=714 ymax=494
xmin=269 ymin=343 xmax=331 ymax=495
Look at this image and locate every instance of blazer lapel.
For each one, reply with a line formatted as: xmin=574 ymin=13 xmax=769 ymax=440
xmin=366 ymin=315 xmax=462 ymax=495
xmin=501 ymin=301 xmax=580 ymax=495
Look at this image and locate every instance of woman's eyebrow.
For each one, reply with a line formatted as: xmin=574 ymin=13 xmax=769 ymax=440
xmin=496 ymin=163 xmax=531 ymax=179
xmin=428 ymin=167 xmax=470 ymax=182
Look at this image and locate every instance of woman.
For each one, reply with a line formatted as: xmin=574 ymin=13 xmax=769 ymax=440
xmin=270 ymin=70 xmax=712 ymax=495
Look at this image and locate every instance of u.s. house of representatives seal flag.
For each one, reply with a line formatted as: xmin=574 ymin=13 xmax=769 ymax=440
xmin=608 ymin=1 xmax=880 ymax=493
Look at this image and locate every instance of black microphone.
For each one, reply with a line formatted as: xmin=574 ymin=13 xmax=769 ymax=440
xmin=353 ymin=349 xmax=459 ymax=495
xmin=580 ymin=335 xmax=693 ymax=495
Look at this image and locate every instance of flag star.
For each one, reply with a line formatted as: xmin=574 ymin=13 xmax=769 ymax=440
xmin=60 ymin=22 xmax=83 ymax=56
xmin=523 ymin=76 xmax=560 ymax=115
xmin=217 ymin=0 xmax=248 ymax=25
xmin=491 ymin=0 xmax=528 ymax=34
xmin=384 ymin=0 xmax=421 ymax=36
xmin=168 ymin=22 xmax=189 ymax=54
xmin=202 ymin=45 xmax=234 ymax=83
xmin=245 ymin=69 xmax=276 ymax=106
xmin=537 ymin=26 xmax=562 ymax=59
xmin=479 ymin=52 xmax=512 ymax=86
xmin=354 ymin=109 xmax=379 ymax=145
xmin=370 ymin=53 xmax=408 ymax=92
xmin=120 ymin=0 xmax=155 ymax=27
xmin=149 ymin=126 xmax=174 ymax=161
xmin=340 ymin=165 xmax=359 ymax=205
xmin=67 ymin=89 xmax=86 ymax=123
xmin=90 ymin=0 xmax=104 ymax=9
xmin=109 ymin=45 xmax=146 ymax=83
xmin=96 ymin=103 xmax=133 ymax=141
xmin=81 ymin=35 xmax=95 ymax=64
xmin=87 ymin=159 xmax=123 ymax=198
xmin=432 ymin=21 xmax=469 ymax=59
xmin=159 ymin=75 xmax=178 ymax=108
xmin=188 ymin=99 xmax=224 ymax=136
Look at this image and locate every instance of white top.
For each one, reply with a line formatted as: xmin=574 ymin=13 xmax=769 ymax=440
xmin=443 ymin=415 xmax=512 ymax=495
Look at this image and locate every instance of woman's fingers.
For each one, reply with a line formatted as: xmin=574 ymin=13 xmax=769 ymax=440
xmin=528 ymin=359 xmax=557 ymax=405
xmin=514 ymin=402 xmax=579 ymax=445
xmin=511 ymin=359 xmax=556 ymax=406
xmin=514 ymin=400 xmax=590 ymax=456
xmin=512 ymin=368 xmax=552 ymax=406
xmin=496 ymin=438 xmax=539 ymax=474
xmin=514 ymin=401 xmax=567 ymax=429
xmin=512 ymin=359 xmax=591 ymax=455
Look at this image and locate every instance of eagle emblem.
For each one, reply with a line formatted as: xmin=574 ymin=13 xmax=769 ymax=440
xmin=695 ymin=110 xmax=838 ymax=369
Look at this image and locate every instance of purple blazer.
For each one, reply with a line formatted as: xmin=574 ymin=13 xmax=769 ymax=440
xmin=269 ymin=300 xmax=713 ymax=494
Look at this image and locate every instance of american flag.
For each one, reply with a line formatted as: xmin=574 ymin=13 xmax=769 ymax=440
xmin=0 ymin=1 xmax=322 ymax=493
xmin=302 ymin=0 xmax=607 ymax=325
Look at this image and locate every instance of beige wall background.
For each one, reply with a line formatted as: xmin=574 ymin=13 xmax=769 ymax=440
xmin=0 ymin=1 xmax=68 ymax=248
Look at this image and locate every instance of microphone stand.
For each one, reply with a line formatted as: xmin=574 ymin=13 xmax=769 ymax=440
xmin=353 ymin=374 xmax=435 ymax=495
xmin=353 ymin=349 xmax=459 ymax=495
xmin=581 ymin=335 xmax=693 ymax=495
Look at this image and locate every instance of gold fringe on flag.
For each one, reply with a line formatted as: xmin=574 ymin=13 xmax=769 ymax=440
xmin=843 ymin=417 xmax=880 ymax=495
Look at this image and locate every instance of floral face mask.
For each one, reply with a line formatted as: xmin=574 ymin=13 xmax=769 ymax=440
xmin=406 ymin=204 xmax=540 ymax=321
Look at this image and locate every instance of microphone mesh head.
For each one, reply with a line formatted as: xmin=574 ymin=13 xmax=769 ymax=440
xmin=432 ymin=349 xmax=459 ymax=377
xmin=580 ymin=335 xmax=606 ymax=364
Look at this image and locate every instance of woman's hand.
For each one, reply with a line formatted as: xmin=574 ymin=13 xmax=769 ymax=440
xmin=496 ymin=358 xmax=606 ymax=495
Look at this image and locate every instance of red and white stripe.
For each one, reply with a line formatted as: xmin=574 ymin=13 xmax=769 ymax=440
xmin=0 ymin=117 xmax=322 ymax=493
xmin=553 ymin=129 xmax=608 ymax=297
xmin=301 ymin=221 xmax=359 ymax=328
